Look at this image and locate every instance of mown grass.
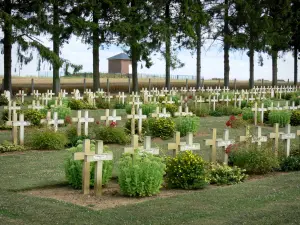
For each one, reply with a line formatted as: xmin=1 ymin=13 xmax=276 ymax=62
xmin=0 ymin=151 xmax=300 ymax=225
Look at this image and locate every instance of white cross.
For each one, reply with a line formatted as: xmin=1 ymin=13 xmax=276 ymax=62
xmin=211 ymin=95 xmax=218 ymax=111
xmin=158 ymin=107 xmax=171 ymax=118
xmin=134 ymin=108 xmax=147 ymax=136
xmin=142 ymin=136 xmax=159 ymax=155
xmin=4 ymin=101 xmax=20 ymax=123
xmin=116 ymin=92 xmax=127 ymax=104
xmin=216 ymin=129 xmax=235 ymax=165
xmin=48 ymin=112 xmax=64 ymax=132
xmin=280 ymin=124 xmax=296 ymax=157
xmin=179 ymin=132 xmax=201 ymax=152
xmin=16 ymin=90 xmax=27 ymax=103
xmin=31 ymin=90 xmax=41 ymax=99
xmin=101 ymin=109 xmax=122 ymax=126
xmin=258 ymin=103 xmax=267 ymax=124
xmin=252 ymin=126 xmax=267 ymax=146
xmin=79 ymin=111 xmax=95 ymax=136
xmin=289 ymin=101 xmax=298 ymax=110
xmin=13 ymin=113 xmax=31 ymax=145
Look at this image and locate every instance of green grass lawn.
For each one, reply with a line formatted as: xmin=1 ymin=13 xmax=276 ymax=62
xmin=0 ymin=150 xmax=300 ymax=225
xmin=1 ymin=98 xmax=300 ymax=224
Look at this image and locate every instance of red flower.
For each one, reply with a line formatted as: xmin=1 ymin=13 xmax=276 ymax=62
xmin=96 ymin=120 xmax=100 ymax=125
xmin=226 ymin=115 xmax=237 ymax=127
xmin=110 ymin=121 xmax=117 ymax=127
xmin=65 ymin=116 xmax=72 ymax=124
xmin=188 ymin=95 xmax=193 ymax=99
xmin=225 ymin=143 xmax=239 ymax=154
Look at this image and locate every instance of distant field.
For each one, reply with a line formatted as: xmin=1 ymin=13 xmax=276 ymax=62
xmin=4 ymin=76 xmax=294 ymax=93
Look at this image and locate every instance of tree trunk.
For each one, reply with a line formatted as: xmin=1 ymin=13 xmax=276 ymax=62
xmin=249 ymin=47 xmax=254 ymax=89
xmin=92 ymin=10 xmax=100 ymax=92
xmin=294 ymin=47 xmax=298 ymax=86
xmin=196 ymin=24 xmax=202 ymax=89
xmin=52 ymin=2 xmax=60 ymax=95
xmin=4 ymin=0 xmax=12 ymax=92
xmin=223 ymin=0 xmax=230 ymax=87
xmin=271 ymin=50 xmax=278 ymax=87
xmin=131 ymin=45 xmax=138 ymax=93
xmin=165 ymin=2 xmax=171 ymax=90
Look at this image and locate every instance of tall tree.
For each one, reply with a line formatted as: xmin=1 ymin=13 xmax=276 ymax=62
xmin=264 ymin=0 xmax=291 ymax=86
xmin=0 ymin=0 xmax=61 ymax=92
xmin=290 ymin=0 xmax=300 ymax=85
xmin=232 ymin=0 xmax=266 ymax=88
xmin=69 ymin=0 xmax=114 ymax=92
xmin=113 ymin=0 xmax=158 ymax=93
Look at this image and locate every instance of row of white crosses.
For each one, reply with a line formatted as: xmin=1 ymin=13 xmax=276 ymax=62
xmin=72 ymin=111 xmax=95 ymax=136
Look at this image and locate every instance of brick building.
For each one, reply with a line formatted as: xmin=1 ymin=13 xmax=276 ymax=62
xmin=108 ymin=53 xmax=132 ymax=75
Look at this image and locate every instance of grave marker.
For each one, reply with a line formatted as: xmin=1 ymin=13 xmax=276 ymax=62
xmin=280 ymin=124 xmax=296 ymax=157
xmin=216 ymin=129 xmax=235 ymax=165
xmin=167 ymin=132 xmax=185 ymax=157
xmin=205 ymin=128 xmax=217 ymax=163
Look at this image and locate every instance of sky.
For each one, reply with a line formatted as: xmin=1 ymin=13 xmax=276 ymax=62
xmin=0 ymin=35 xmax=296 ymax=81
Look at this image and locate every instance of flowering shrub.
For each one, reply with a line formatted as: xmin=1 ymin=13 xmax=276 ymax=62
xmin=65 ymin=141 xmax=113 ymax=189
xmin=65 ymin=116 xmax=72 ymax=125
xmin=149 ymin=118 xmax=175 ymax=140
xmin=110 ymin=121 xmax=117 ymax=127
xmin=226 ymin=115 xmax=246 ymax=128
xmin=165 ymin=151 xmax=209 ymax=189
xmin=268 ymin=110 xmax=291 ymax=127
xmin=118 ymin=151 xmax=166 ymax=197
xmin=210 ymin=164 xmax=248 ymax=185
xmin=226 ymin=115 xmax=236 ymax=127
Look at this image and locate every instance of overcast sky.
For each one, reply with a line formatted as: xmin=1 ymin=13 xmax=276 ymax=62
xmin=0 ymin=35 xmax=296 ymax=81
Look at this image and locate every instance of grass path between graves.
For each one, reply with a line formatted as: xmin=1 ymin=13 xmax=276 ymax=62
xmin=1 ymin=150 xmax=300 ymax=225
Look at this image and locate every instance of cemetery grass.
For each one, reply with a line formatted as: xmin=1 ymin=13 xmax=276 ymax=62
xmin=0 ymin=151 xmax=300 ymax=225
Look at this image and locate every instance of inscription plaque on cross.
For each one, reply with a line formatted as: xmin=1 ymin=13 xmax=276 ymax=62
xmin=179 ymin=132 xmax=201 ymax=152
xmin=252 ymin=126 xmax=267 ymax=146
xmin=124 ymin=135 xmax=143 ymax=154
xmin=142 ymin=136 xmax=159 ymax=155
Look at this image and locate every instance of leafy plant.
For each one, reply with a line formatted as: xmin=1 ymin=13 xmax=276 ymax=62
xmin=125 ymin=119 xmax=149 ymax=135
xmin=191 ymin=105 xmax=210 ymax=117
xmin=280 ymin=156 xmax=300 ymax=172
xmin=118 ymin=151 xmax=166 ymax=197
xmin=65 ymin=125 xmax=89 ymax=147
xmin=165 ymin=103 xmax=178 ymax=117
xmin=0 ymin=95 xmax=9 ymax=106
xmin=0 ymin=141 xmax=26 ymax=153
xmin=95 ymin=98 xmax=110 ymax=109
xmin=65 ymin=141 xmax=113 ymax=189
xmin=115 ymin=103 xmax=126 ymax=109
xmin=149 ymin=118 xmax=175 ymax=140
xmin=93 ymin=126 xmax=130 ymax=144
xmin=173 ymin=116 xmax=200 ymax=136
xmin=209 ymin=110 xmax=223 ymax=117
xmin=68 ymin=99 xmax=95 ymax=110
xmin=22 ymin=109 xmax=45 ymax=126
xmin=210 ymin=164 xmax=248 ymax=185
xmin=229 ymin=143 xmax=279 ymax=174
xmin=165 ymin=151 xmax=209 ymax=189
xmin=268 ymin=110 xmax=291 ymax=127
xmin=27 ymin=128 xmax=68 ymax=150
xmin=290 ymin=110 xmax=300 ymax=126
xmin=141 ymin=103 xmax=156 ymax=116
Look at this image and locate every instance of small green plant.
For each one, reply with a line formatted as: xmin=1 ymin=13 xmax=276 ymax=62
xmin=290 ymin=110 xmax=300 ymax=126
xmin=280 ymin=156 xmax=300 ymax=172
xmin=0 ymin=95 xmax=9 ymax=106
xmin=268 ymin=110 xmax=291 ymax=127
xmin=118 ymin=151 xmax=166 ymax=197
xmin=125 ymin=119 xmax=149 ymax=135
xmin=22 ymin=109 xmax=45 ymax=126
xmin=209 ymin=110 xmax=223 ymax=117
xmin=231 ymin=107 xmax=243 ymax=115
xmin=65 ymin=141 xmax=113 ymax=189
xmin=229 ymin=143 xmax=279 ymax=174
xmin=115 ymin=103 xmax=126 ymax=109
xmin=165 ymin=151 xmax=209 ymax=189
xmin=65 ymin=125 xmax=89 ymax=147
xmin=27 ymin=128 xmax=68 ymax=150
xmin=0 ymin=141 xmax=26 ymax=153
xmin=95 ymin=98 xmax=110 ymax=109
xmin=150 ymin=118 xmax=175 ymax=140
xmin=141 ymin=103 xmax=156 ymax=116
xmin=173 ymin=116 xmax=200 ymax=136
xmin=210 ymin=164 xmax=248 ymax=185
xmin=93 ymin=126 xmax=130 ymax=144
xmin=165 ymin=103 xmax=178 ymax=117
xmin=68 ymin=99 xmax=95 ymax=110
xmin=191 ymin=105 xmax=210 ymax=117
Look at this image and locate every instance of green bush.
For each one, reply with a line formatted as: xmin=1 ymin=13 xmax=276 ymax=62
xmin=280 ymin=156 xmax=300 ymax=172
xmin=209 ymin=110 xmax=223 ymax=117
xmin=215 ymin=104 xmax=233 ymax=116
xmin=125 ymin=119 xmax=149 ymax=135
xmin=290 ymin=110 xmax=300 ymax=126
xmin=0 ymin=95 xmax=9 ymax=106
xmin=65 ymin=141 xmax=113 ymax=189
xmin=93 ymin=126 xmax=130 ymax=144
xmin=262 ymin=99 xmax=272 ymax=108
xmin=191 ymin=105 xmax=210 ymax=117
xmin=150 ymin=118 xmax=175 ymax=140
xmin=242 ymin=107 xmax=260 ymax=123
xmin=283 ymin=93 xmax=293 ymax=100
xmin=173 ymin=116 xmax=200 ymax=136
xmin=268 ymin=110 xmax=291 ymax=127
xmin=47 ymin=99 xmax=69 ymax=108
xmin=165 ymin=103 xmax=178 ymax=117
xmin=229 ymin=144 xmax=279 ymax=174
xmin=95 ymin=98 xmax=110 ymax=109
xmin=65 ymin=125 xmax=89 ymax=147
xmin=0 ymin=141 xmax=26 ymax=153
xmin=210 ymin=164 xmax=247 ymax=185
xmin=231 ymin=107 xmax=243 ymax=115
xmin=27 ymin=128 xmax=68 ymax=150
xmin=68 ymin=99 xmax=95 ymax=110
xmin=22 ymin=109 xmax=45 ymax=126
xmin=231 ymin=116 xmax=247 ymax=129
xmin=115 ymin=103 xmax=126 ymax=109
xmin=118 ymin=151 xmax=165 ymax=197
xmin=141 ymin=103 xmax=156 ymax=116
xmin=165 ymin=151 xmax=209 ymax=189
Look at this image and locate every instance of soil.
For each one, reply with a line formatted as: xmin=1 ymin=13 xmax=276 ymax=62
xmin=21 ymin=172 xmax=289 ymax=211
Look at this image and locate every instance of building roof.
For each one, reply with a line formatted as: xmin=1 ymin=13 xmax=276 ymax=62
xmin=108 ymin=53 xmax=131 ymax=60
